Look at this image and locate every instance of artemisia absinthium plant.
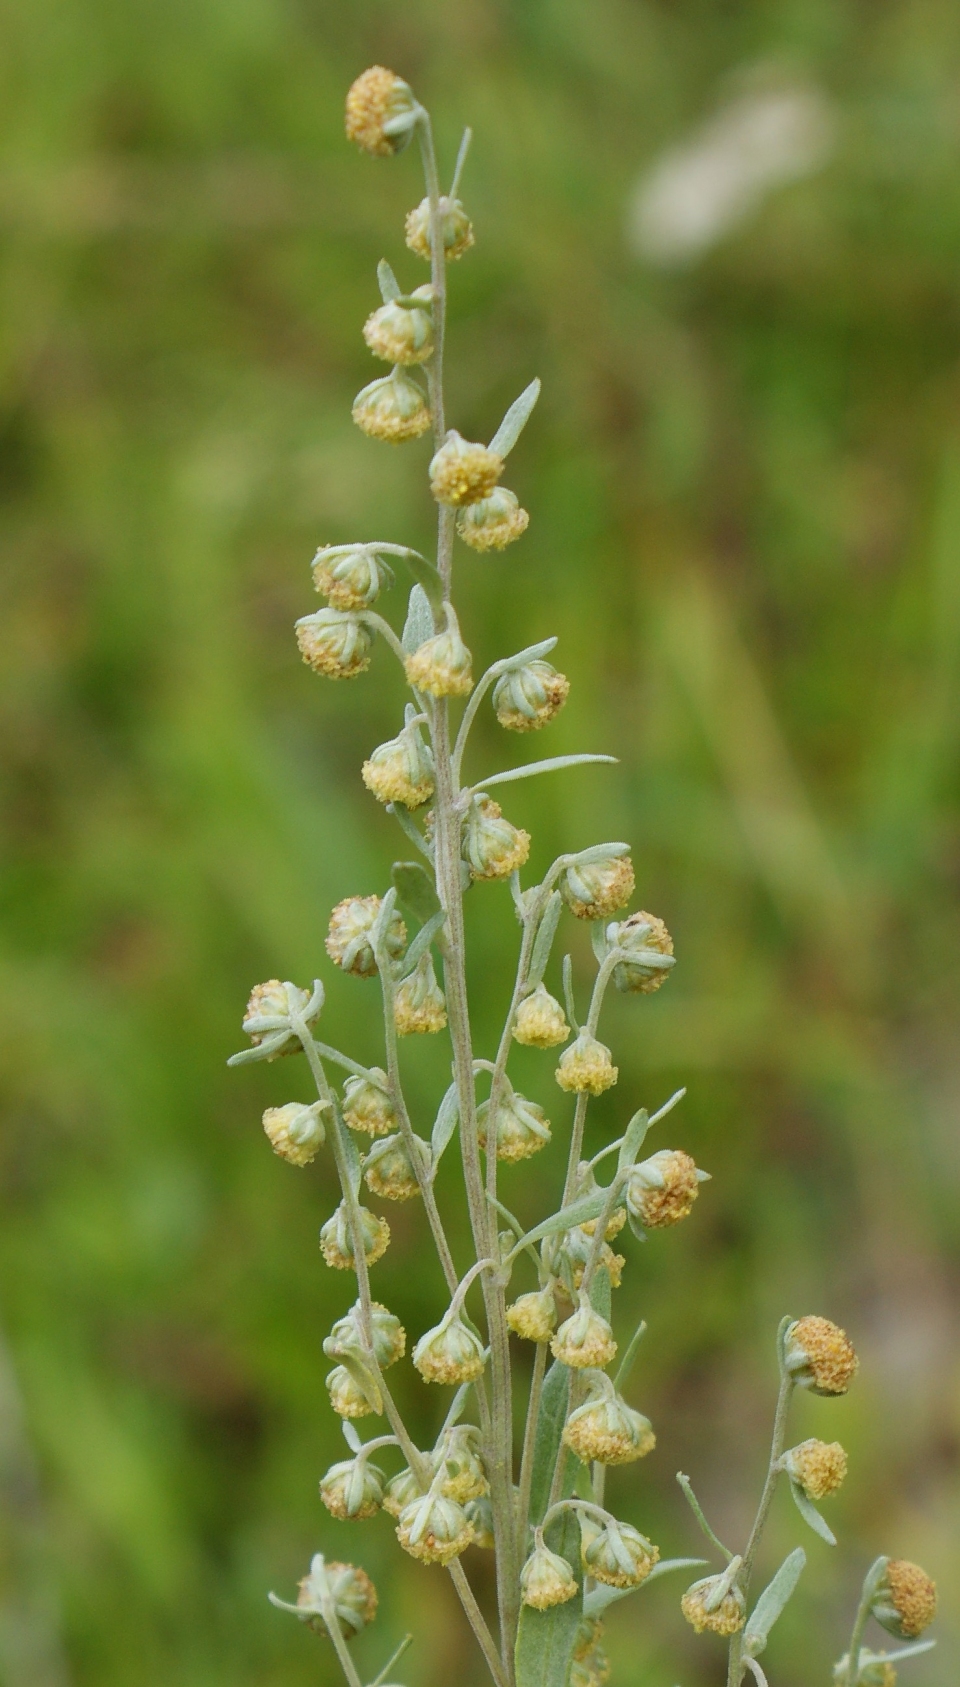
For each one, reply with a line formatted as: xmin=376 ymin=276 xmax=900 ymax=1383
xmin=230 ymin=66 xmax=939 ymax=1687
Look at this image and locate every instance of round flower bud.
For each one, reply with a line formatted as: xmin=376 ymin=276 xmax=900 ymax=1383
xmin=394 ymin=954 xmax=447 ymax=1036
xmin=871 ymin=1559 xmax=938 ymax=1639
xmin=382 ymin=1466 xmax=423 ymax=1518
xmin=352 ymin=368 xmax=432 ymax=442
xmin=570 ymin=1619 xmax=611 ymax=1687
xmin=782 ymin=1439 xmax=847 ymax=1500
xmin=429 ymin=432 xmax=503 ymax=507
xmin=342 ymin=1070 xmax=396 ymax=1137
xmin=555 ymin=1032 xmax=618 ymax=1096
xmin=296 ymin=1555 xmax=378 ymax=1638
xmin=833 ymin=1652 xmax=896 ymax=1687
xmin=563 ymin=1373 xmax=655 ymax=1466
xmin=362 ymin=721 xmax=435 ymax=809
xmin=363 ymin=1132 xmax=427 ymax=1201
xmin=561 ymin=856 xmax=635 ymax=921
xmin=457 ymin=487 xmax=530 ymax=552
xmin=513 ymin=985 xmax=570 ymax=1049
xmin=405 ymin=195 xmax=475 ymax=262
xmin=396 ymin=1492 xmax=473 ymax=1564
xmin=296 ymin=608 xmax=372 ymax=679
xmin=242 ymin=978 xmax=322 ymax=1057
xmin=552 ymin=1227 xmax=624 ymax=1294
xmin=320 ymin=1456 xmax=385 ymax=1519
xmin=506 ymin=1287 xmax=557 ymax=1343
xmin=681 ymin=1574 xmax=746 ymax=1637
xmin=363 ymin=291 xmax=434 ymax=367
xmin=345 ymin=66 xmax=418 ymax=158
xmin=611 ymin=910 xmax=675 ymax=994
xmin=580 ymin=1517 xmax=658 ymax=1588
xmin=327 ymin=1365 xmax=376 ymax=1420
xmin=493 ymin=659 xmax=569 ymax=730
xmin=326 ymin=895 xmax=407 ymax=979
xmin=404 ymin=621 xmax=473 ymax=698
xmin=478 ymin=1090 xmax=550 ymax=1162
xmin=312 ymin=544 xmax=395 ymax=610
xmin=783 ymin=1316 xmax=859 ymax=1396
xmin=327 ymin=1300 xmax=406 ymax=1370
xmin=413 ymin=1312 xmax=486 ymax=1385
xmin=320 ymin=1201 xmax=390 ymax=1271
xmin=464 ymin=1493 xmax=495 ymax=1548
xmin=434 ymin=1425 xmax=488 ymax=1503
xmin=262 ymin=1101 xmax=326 ymax=1166
xmin=551 ymin=1299 xmax=617 ymax=1370
xmin=626 ymin=1149 xmax=702 ymax=1230
xmin=462 ymin=795 xmax=531 ymax=880
xmin=521 ymin=1537 xmax=578 ymax=1609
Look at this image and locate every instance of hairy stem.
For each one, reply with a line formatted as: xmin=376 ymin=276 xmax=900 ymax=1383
xmin=726 ymin=1370 xmax=794 ymax=1687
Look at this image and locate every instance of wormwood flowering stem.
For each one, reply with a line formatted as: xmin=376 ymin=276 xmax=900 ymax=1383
xmin=725 ymin=1364 xmax=795 ymax=1687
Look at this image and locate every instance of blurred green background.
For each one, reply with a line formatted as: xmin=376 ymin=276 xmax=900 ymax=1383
xmin=1 ymin=1 xmax=959 ymax=1683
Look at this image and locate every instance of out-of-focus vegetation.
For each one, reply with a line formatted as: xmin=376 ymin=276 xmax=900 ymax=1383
xmin=1 ymin=2 xmax=958 ymax=1684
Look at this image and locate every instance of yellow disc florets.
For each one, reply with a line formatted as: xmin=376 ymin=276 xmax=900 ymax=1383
xmin=626 ymin=1149 xmax=702 ymax=1230
xmin=513 ymin=984 xmax=570 ymax=1048
xmin=262 ymin=1102 xmax=326 ymax=1167
xmin=555 ymin=1032 xmax=618 ymax=1095
xmin=345 ymin=66 xmax=417 ymax=157
xmin=873 ymin=1559 xmax=938 ymax=1638
xmin=429 ymin=431 xmax=503 ymax=506
xmin=783 ymin=1438 xmax=848 ymax=1500
xmin=681 ymin=1575 xmax=746 ymax=1636
xmin=457 ymin=486 xmax=530 ymax=551
xmin=784 ymin=1316 xmax=859 ymax=1395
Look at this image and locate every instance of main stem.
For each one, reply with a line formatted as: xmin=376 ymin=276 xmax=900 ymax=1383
xmin=726 ymin=1371 xmax=794 ymax=1687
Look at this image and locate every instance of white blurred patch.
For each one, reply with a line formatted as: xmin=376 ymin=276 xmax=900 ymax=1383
xmin=628 ymin=84 xmax=834 ymax=266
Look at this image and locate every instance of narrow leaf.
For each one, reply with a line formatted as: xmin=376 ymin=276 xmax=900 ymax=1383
xmin=337 ymin=1116 xmax=362 ymax=1198
xmin=528 ymin=892 xmax=562 ymax=987
xmin=590 ymin=921 xmax=611 ymax=966
xmin=744 ymin=1547 xmax=806 ymax=1658
xmin=617 ymin=1108 xmax=651 ymax=1172
xmin=475 ymin=755 xmax=617 ymax=793
xmin=569 ymin=842 xmax=629 ymax=866
xmin=515 ymin=1192 xmax=606 ymax=1253
xmin=392 ymin=861 xmax=441 ymax=924
xmin=402 ymin=583 xmax=434 ymax=654
xmin=377 ymin=259 xmax=402 ymax=303
xmin=527 ymin=1361 xmax=571 ymax=1527
xmin=389 ymin=806 xmax=433 ymax=862
xmin=584 ymin=1559 xmax=707 ymax=1617
xmin=789 ymin=1480 xmax=837 ymax=1547
xmin=399 ymin=551 xmax=444 ymax=613
xmin=489 ymin=377 xmax=541 ymax=458
xmin=497 ymin=637 xmax=558 ymax=672
xmin=341 ymin=1421 xmax=362 ymax=1453
xmin=431 ymin=1083 xmax=460 ymax=1165
xmin=398 ymin=909 xmax=447 ymax=979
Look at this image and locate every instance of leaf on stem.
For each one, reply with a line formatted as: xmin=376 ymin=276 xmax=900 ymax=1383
xmin=743 ymin=1547 xmax=806 ymax=1657
xmin=377 ymin=259 xmax=402 ymax=303
xmin=397 ymin=909 xmax=447 ymax=979
xmin=475 ymin=754 xmax=617 ymax=793
xmin=489 ymin=377 xmax=541 ymax=458
xmin=617 ymin=1108 xmax=651 ymax=1172
xmin=788 ymin=1479 xmax=837 ymax=1546
xmin=431 ymin=1083 xmax=460 ymax=1166
xmin=528 ymin=892 xmax=562 ymax=988
xmin=513 ymin=1191 xmax=607 ymax=1254
xmin=337 ymin=1115 xmax=362 ymax=1197
xmin=399 ymin=552 xmax=444 ymax=613
xmin=584 ymin=1559 xmax=708 ymax=1618
xmin=402 ymin=583 xmax=435 ymax=653
xmin=392 ymin=861 xmax=441 ymax=924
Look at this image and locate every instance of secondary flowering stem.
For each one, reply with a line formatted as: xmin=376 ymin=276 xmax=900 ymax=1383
xmin=726 ymin=1368 xmax=795 ymax=1687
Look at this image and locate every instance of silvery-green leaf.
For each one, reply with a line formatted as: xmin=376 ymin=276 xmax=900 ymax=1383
xmin=431 ymin=1083 xmax=460 ymax=1165
xmin=388 ymin=804 xmax=433 ymax=861
xmin=528 ymin=892 xmax=562 ymax=987
xmin=515 ymin=1192 xmax=606 ymax=1253
xmin=590 ymin=920 xmax=611 ymax=966
xmin=584 ymin=1559 xmax=707 ymax=1617
xmin=528 ymin=1360 xmax=571 ymax=1527
xmin=489 ymin=377 xmax=541 ymax=458
xmin=335 ymin=1347 xmax=383 ymax=1413
xmin=789 ymin=1480 xmax=836 ymax=1546
xmin=399 ymin=551 xmax=443 ymax=613
xmin=881 ymin=1641 xmax=937 ymax=1662
xmin=569 ymin=842 xmax=630 ymax=866
xmin=626 ymin=1208 xmax=647 ymax=1242
xmin=515 ymin=1507 xmax=582 ymax=1687
xmin=377 ymin=259 xmax=402 ymax=303
xmin=392 ymin=860 xmax=440 ymax=924
xmin=497 ymin=636 xmax=558 ymax=672
xmin=475 ymin=754 xmax=616 ymax=793
xmin=337 ymin=1115 xmax=362 ymax=1197
xmin=618 ymin=1108 xmax=651 ymax=1172
xmin=743 ymin=1547 xmax=806 ymax=1657
xmin=398 ymin=909 xmax=447 ymax=979
xmin=341 ymin=1420 xmax=362 ymax=1453
xmin=402 ymin=583 xmax=435 ymax=653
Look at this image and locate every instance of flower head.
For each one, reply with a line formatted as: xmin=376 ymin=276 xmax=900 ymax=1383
xmin=362 ymin=719 xmax=435 ymax=809
xmin=312 ymin=544 xmax=395 ymax=610
xmin=320 ymin=1456 xmax=385 ymax=1519
xmin=396 ymin=1492 xmax=473 ymax=1564
xmin=833 ymin=1652 xmax=897 ymax=1687
xmin=493 ymin=659 xmax=569 ymax=730
xmin=611 ymin=910 xmax=675 ymax=994
xmin=429 ymin=432 xmax=503 ymax=507
xmin=326 ymin=1365 xmax=378 ymax=1420
xmin=433 ymin=1425 xmax=488 ymax=1503
xmin=561 ymin=855 xmax=634 ymax=921
xmin=462 ymin=795 xmax=530 ymax=880
xmin=404 ymin=615 xmax=473 ymax=697
xmin=457 ymin=487 xmax=530 ymax=552
xmin=464 ymin=1493 xmax=495 ymax=1548
xmin=240 ymin=978 xmax=323 ymax=1060
xmin=477 ymin=1090 xmax=550 ymax=1162
xmin=871 ymin=1560 xmax=938 ymax=1639
xmin=563 ymin=1371 xmax=655 ymax=1466
xmin=363 ymin=290 xmax=434 ymax=366
xmin=555 ymin=1032 xmax=618 ymax=1095
xmin=405 ymin=195 xmax=474 ymax=261
xmin=345 ymin=66 xmax=418 ymax=157
xmin=521 ymin=1537 xmax=578 ymax=1609
xmin=342 ymin=1070 xmax=396 ymax=1137
xmin=363 ymin=1132 xmax=427 ymax=1201
xmin=784 ymin=1316 xmax=859 ymax=1396
xmin=626 ymin=1149 xmax=704 ymax=1230
xmin=580 ymin=1517 xmax=658 ymax=1588
xmin=782 ymin=1438 xmax=847 ymax=1500
xmin=320 ymin=1202 xmax=390 ymax=1271
xmin=570 ymin=1620 xmax=611 ymax=1687
xmin=394 ymin=953 xmax=447 ymax=1035
xmin=551 ymin=1297 xmax=617 ymax=1370
xmin=513 ymin=984 xmax=570 ymax=1048
xmin=326 ymin=895 xmax=406 ymax=978
xmin=506 ymin=1287 xmax=558 ymax=1343
xmin=262 ymin=1101 xmax=326 ymax=1166
xmin=413 ymin=1311 xmax=486 ymax=1385
xmin=296 ymin=608 xmax=372 ymax=679
xmin=352 ymin=368 xmax=432 ymax=441
xmin=327 ymin=1300 xmax=405 ymax=1369
xmin=681 ymin=1573 xmax=746 ymax=1636
xmin=382 ymin=1467 xmax=423 ymax=1518
xmin=292 ymin=1555 xmax=377 ymax=1638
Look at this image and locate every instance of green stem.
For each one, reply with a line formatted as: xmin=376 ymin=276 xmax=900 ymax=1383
xmin=726 ymin=1370 xmax=794 ymax=1687
xmin=320 ymin=1595 xmax=365 ymax=1687
xmin=516 ymin=1339 xmax=548 ymax=1553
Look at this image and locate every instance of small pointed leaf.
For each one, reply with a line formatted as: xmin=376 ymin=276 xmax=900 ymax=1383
xmin=377 ymin=259 xmax=402 ymax=303
xmin=515 ymin=1191 xmax=606 ymax=1253
xmin=399 ymin=552 xmax=443 ymax=613
xmin=584 ymin=1559 xmax=708 ymax=1617
xmin=397 ymin=909 xmax=447 ymax=980
xmin=617 ymin=1108 xmax=651 ymax=1172
xmin=431 ymin=1083 xmax=460 ymax=1165
xmin=402 ymin=583 xmax=435 ymax=653
xmin=489 ymin=377 xmax=541 ymax=458
xmin=744 ymin=1547 xmax=806 ymax=1658
xmin=392 ymin=861 xmax=441 ymax=924
xmin=528 ymin=892 xmax=562 ymax=987
xmin=789 ymin=1480 xmax=837 ymax=1546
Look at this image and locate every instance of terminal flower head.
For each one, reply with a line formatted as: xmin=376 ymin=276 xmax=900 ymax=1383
xmin=626 ymin=1149 xmax=705 ymax=1230
xmin=290 ymin=1554 xmax=378 ymax=1638
xmin=782 ymin=1438 xmax=847 ymax=1500
xmin=784 ymin=1316 xmax=858 ymax=1396
xmin=871 ymin=1559 xmax=938 ymax=1639
xmin=345 ymin=66 xmax=418 ymax=157
xmin=239 ymin=978 xmax=324 ymax=1060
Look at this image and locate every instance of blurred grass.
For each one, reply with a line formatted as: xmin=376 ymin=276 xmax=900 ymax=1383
xmin=1 ymin=1 xmax=959 ymax=1683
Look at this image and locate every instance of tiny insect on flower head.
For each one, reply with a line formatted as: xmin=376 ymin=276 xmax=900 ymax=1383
xmin=362 ymin=719 xmax=435 ymax=809
xmin=345 ymin=66 xmax=418 ymax=157
xmin=296 ymin=608 xmax=373 ymax=679
xmin=506 ymin=1286 xmax=558 ymax=1342
xmin=362 ymin=1131 xmax=427 ymax=1201
xmin=611 ymin=910 xmax=676 ymax=995
xmin=555 ymin=1032 xmax=618 ymax=1095
xmin=363 ymin=290 xmax=434 ymax=366
xmin=319 ymin=1456 xmax=385 ymax=1519
xmin=464 ymin=1493 xmax=495 ymax=1548
xmin=294 ymin=1555 xmax=378 ymax=1638
xmin=312 ymin=544 xmax=395 ymax=610
xmin=396 ymin=1492 xmax=473 ymax=1564
xmin=382 ymin=1466 xmax=423 ymax=1518
xmin=626 ymin=1149 xmax=705 ymax=1230
xmin=352 ymin=368 xmax=432 ymax=441
xmin=563 ymin=1371 xmax=655 ymax=1466
xmin=551 ymin=1297 xmax=617 ymax=1370
xmin=871 ymin=1559 xmax=938 ymax=1639
xmin=561 ymin=855 xmax=635 ymax=921
xmin=680 ymin=1573 xmax=746 ymax=1637
xmin=326 ymin=1300 xmax=406 ymax=1370
xmin=320 ymin=1201 xmax=390 ymax=1271
xmin=405 ymin=195 xmax=475 ymax=261
xmin=327 ymin=1364 xmax=378 ymax=1419
xmin=457 ymin=486 xmax=530 ymax=552
xmin=493 ymin=659 xmax=569 ymax=730
xmin=429 ymin=431 xmax=503 ymax=507
xmin=833 ymin=1651 xmax=897 ymax=1687
xmin=393 ymin=953 xmax=447 ymax=1035
xmin=579 ymin=1517 xmax=659 ymax=1588
xmin=513 ymin=984 xmax=570 ymax=1048
xmin=781 ymin=1439 xmax=847 ymax=1500
xmin=326 ymin=895 xmax=407 ymax=978
xmin=433 ymin=1424 xmax=488 ymax=1503
xmin=520 ymin=1536 xmax=579 ymax=1609
xmin=262 ymin=1101 xmax=327 ymax=1166
xmin=342 ymin=1069 xmax=396 ymax=1137
xmin=241 ymin=978 xmax=323 ymax=1059
xmin=413 ymin=1311 xmax=486 ymax=1385
xmin=404 ymin=610 xmax=473 ymax=698
xmin=462 ymin=795 xmax=531 ymax=880
xmin=477 ymin=1090 xmax=551 ymax=1162
xmin=783 ymin=1316 xmax=859 ymax=1396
